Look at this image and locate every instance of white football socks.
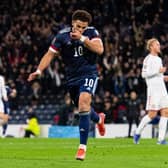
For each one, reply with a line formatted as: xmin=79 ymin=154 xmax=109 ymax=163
xmin=136 ymin=115 xmax=152 ymax=134
xmin=158 ymin=116 xmax=168 ymax=141
xmin=79 ymin=144 xmax=87 ymax=151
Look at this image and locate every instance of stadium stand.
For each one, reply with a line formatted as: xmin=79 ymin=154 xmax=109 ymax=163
xmin=0 ymin=0 xmax=167 ymax=124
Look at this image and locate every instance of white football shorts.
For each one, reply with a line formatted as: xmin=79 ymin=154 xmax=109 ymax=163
xmin=146 ymin=94 xmax=168 ymax=111
xmin=0 ymin=100 xmax=4 ymax=113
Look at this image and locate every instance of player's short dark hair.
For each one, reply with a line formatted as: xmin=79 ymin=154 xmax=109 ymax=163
xmin=72 ymin=10 xmax=92 ymax=24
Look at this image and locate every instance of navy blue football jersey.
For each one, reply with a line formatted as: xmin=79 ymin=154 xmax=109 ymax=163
xmin=5 ymin=85 xmax=12 ymax=96
xmin=49 ymin=26 xmax=101 ymax=84
xmin=4 ymin=85 xmax=11 ymax=114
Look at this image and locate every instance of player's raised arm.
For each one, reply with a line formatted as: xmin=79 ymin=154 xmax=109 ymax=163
xmin=27 ymin=49 xmax=57 ymax=81
xmin=70 ymin=29 xmax=104 ymax=55
xmin=82 ymin=36 xmax=104 ymax=55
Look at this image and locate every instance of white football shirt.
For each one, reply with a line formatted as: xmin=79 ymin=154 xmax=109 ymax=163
xmin=142 ymin=54 xmax=168 ymax=110
xmin=0 ymin=75 xmax=7 ymax=112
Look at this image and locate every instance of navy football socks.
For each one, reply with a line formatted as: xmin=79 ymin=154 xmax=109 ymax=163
xmin=90 ymin=107 xmax=99 ymax=123
xmin=2 ymin=124 xmax=7 ymax=135
xmin=79 ymin=112 xmax=90 ymax=145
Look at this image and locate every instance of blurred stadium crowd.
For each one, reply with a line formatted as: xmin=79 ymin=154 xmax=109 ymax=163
xmin=0 ymin=0 xmax=168 ymax=124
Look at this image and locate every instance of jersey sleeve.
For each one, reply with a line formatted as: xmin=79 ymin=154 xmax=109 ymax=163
xmin=92 ymin=28 xmax=100 ymax=37
xmin=87 ymin=27 xmax=100 ymax=40
xmin=141 ymin=57 xmax=160 ymax=78
xmin=49 ymin=34 xmax=62 ymax=53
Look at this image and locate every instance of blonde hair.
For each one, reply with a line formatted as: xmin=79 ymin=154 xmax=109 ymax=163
xmin=146 ymin=38 xmax=158 ymax=51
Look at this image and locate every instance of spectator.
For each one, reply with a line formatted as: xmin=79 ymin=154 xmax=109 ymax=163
xmin=20 ymin=108 xmax=40 ymax=138
xmin=126 ymin=91 xmax=141 ymax=137
xmin=0 ymin=0 xmax=167 ymax=125
xmin=104 ymin=99 xmax=113 ymax=123
xmin=54 ymin=94 xmax=74 ymax=126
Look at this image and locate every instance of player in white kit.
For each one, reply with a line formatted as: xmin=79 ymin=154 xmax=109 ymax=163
xmin=134 ymin=38 xmax=168 ymax=144
xmin=0 ymin=75 xmax=9 ymax=125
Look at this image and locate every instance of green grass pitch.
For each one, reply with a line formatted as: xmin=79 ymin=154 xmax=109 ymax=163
xmin=0 ymin=138 xmax=168 ymax=168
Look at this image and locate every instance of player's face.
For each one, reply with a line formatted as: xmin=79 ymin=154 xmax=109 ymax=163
xmin=72 ymin=20 xmax=88 ymax=34
xmin=151 ymin=40 xmax=161 ymax=54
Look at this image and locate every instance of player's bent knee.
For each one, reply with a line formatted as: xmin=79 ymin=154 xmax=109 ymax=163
xmin=78 ymin=100 xmax=91 ymax=112
xmin=148 ymin=111 xmax=157 ymax=119
xmin=160 ymin=108 xmax=168 ymax=117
